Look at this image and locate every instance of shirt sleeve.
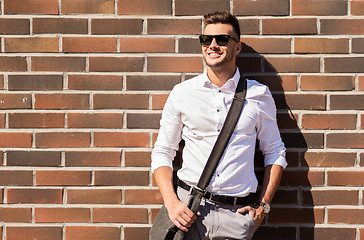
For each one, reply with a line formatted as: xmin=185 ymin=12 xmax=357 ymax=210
xmin=256 ymin=87 xmax=287 ymax=168
xmin=151 ymin=88 xmax=183 ymax=173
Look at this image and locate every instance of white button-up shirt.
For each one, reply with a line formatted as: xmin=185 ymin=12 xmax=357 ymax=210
xmin=152 ymin=68 xmax=287 ymax=197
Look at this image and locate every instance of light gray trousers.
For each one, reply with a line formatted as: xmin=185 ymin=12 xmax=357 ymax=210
xmin=177 ymin=187 xmax=256 ymax=240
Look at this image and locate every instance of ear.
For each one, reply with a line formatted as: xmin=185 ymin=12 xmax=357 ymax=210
xmin=235 ymin=41 xmax=242 ymax=55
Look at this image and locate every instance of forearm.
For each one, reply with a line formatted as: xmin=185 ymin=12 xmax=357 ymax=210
xmin=153 ymin=166 xmax=179 ymax=207
xmin=259 ymin=164 xmax=284 ymax=204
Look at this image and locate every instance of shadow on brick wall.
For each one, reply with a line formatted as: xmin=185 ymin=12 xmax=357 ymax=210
xmin=240 ymin=43 xmax=314 ymax=240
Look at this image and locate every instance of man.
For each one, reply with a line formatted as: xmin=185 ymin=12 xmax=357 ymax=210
xmin=151 ymin=11 xmax=287 ymax=240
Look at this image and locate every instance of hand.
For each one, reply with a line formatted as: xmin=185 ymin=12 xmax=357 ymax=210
xmin=165 ymin=199 xmax=199 ymax=232
xmin=237 ymin=205 xmax=266 ymax=231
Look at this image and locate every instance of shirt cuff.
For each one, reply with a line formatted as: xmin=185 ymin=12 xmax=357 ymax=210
xmin=264 ymin=156 xmax=288 ymax=169
xmin=151 ymin=158 xmax=174 ymax=173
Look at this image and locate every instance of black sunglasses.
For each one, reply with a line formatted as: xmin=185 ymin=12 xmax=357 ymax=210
xmin=199 ymin=34 xmax=239 ymax=46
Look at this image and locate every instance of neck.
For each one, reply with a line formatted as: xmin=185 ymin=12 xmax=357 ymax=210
xmin=206 ymin=65 xmax=236 ymax=87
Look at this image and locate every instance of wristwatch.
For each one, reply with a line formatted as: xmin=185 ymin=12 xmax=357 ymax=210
xmin=255 ymin=201 xmax=271 ymax=214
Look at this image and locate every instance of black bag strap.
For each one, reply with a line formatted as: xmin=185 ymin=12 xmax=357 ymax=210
xmin=197 ymin=75 xmax=247 ymax=190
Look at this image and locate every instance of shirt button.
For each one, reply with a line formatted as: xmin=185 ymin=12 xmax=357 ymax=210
xmin=218 ymin=90 xmax=222 ymax=92
xmin=217 ymin=129 xmax=220 ymax=132
xmin=217 ymin=109 xmax=220 ymax=112
xmin=217 ymin=174 xmax=220 ymax=177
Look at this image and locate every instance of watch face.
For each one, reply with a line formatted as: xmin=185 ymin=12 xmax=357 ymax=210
xmin=263 ymin=203 xmax=270 ymax=214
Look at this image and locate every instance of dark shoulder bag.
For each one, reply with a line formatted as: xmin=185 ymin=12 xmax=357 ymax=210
xmin=150 ymin=76 xmax=247 ymax=240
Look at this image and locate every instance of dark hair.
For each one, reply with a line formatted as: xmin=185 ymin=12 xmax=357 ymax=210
xmin=203 ymin=11 xmax=241 ymax=40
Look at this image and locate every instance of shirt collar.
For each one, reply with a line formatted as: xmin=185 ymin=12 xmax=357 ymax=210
xmin=202 ymin=67 xmax=241 ymax=91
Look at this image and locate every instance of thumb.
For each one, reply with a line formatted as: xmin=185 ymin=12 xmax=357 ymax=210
xmin=237 ymin=205 xmax=251 ymax=214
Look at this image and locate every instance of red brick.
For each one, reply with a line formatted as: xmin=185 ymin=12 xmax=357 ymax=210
xmin=275 ymin=94 xmax=326 ymax=110
xmin=118 ymin=0 xmax=172 ymax=15
xmin=7 ymin=151 xmax=61 ymax=167
xmin=0 ymin=170 xmax=33 ymax=186
xmin=301 ymin=75 xmax=354 ymax=91
xmin=360 ymin=76 xmax=364 ymax=91
xmin=328 ymin=209 xmax=364 ymax=224
xmin=302 ymin=190 xmax=359 ymax=206
xmin=124 ymin=151 xmax=151 ymax=167
xmin=8 ymin=75 xmax=63 ymax=91
xmin=125 ymin=189 xmax=162 ymax=204
xmin=93 ymin=208 xmax=148 ymax=223
xmin=32 ymin=57 xmax=86 ymax=72
xmin=352 ymin=38 xmax=364 ymax=53
xmin=0 ymin=18 xmax=30 ymax=35
xmin=234 ymin=0 xmax=289 ymax=16
xmin=269 ymin=208 xmax=324 ymax=224
xmin=147 ymin=19 xmax=201 ymax=35
xmin=178 ymin=38 xmax=201 ymax=54
xmin=254 ymin=227 xmax=296 ymax=240
xmin=148 ymin=56 xmax=203 ymax=73
xmin=281 ymin=132 xmax=324 ymax=149
xmin=68 ymin=113 xmax=122 ymax=128
xmin=5 ymin=37 xmax=59 ymax=53
xmin=0 ymin=93 xmax=31 ymax=109
xmin=0 ymin=75 xmax=4 ymax=90
xmin=327 ymin=133 xmax=364 ymax=149
xmin=239 ymin=19 xmax=260 ymax=35
xmin=0 ymin=208 xmax=31 ymax=223
xmin=351 ymin=0 xmax=364 ymax=15
xmin=302 ymin=114 xmax=356 ymax=130
xmin=242 ymin=37 xmax=291 ymax=54
xmin=67 ymin=189 xmax=121 ymax=204
xmin=9 ymin=113 xmax=64 ymax=128
xmin=294 ymin=38 xmax=349 ymax=54
xmin=126 ymin=75 xmax=180 ymax=91
xmin=35 ymin=132 xmax=91 ymax=148
xmin=0 ymin=113 xmax=5 ymax=128
xmin=236 ymin=57 xmax=262 ymax=73
xmin=36 ymin=170 xmax=91 ymax=186
xmin=63 ymin=37 xmax=117 ymax=53
xmin=124 ymin=227 xmax=150 ymax=240
xmin=277 ymin=113 xmax=298 ymax=130
xmin=35 ymin=208 xmax=90 ymax=223
xmin=7 ymin=188 xmax=63 ymax=204
xmin=89 ymin=57 xmax=144 ymax=72
xmin=0 ymin=132 xmax=32 ymax=148
xmin=7 ymin=227 xmax=62 ymax=240
xmin=248 ymin=75 xmax=297 ymax=91
xmin=91 ymin=19 xmax=143 ymax=35
xmin=127 ymin=113 xmax=161 ymax=129
xmin=151 ymin=93 xmax=169 ymax=110
xmin=68 ymin=74 xmax=123 ymax=91
xmin=262 ymin=18 xmax=317 ymax=35
xmin=0 ymin=56 xmax=27 ymax=71
xmin=62 ymin=0 xmax=114 ymax=14
xmin=300 ymin=228 xmax=356 ymax=240
xmin=328 ymin=171 xmax=364 ymax=186
xmin=325 ymin=57 xmax=364 ymax=73
xmin=321 ymin=19 xmax=364 ymax=35
xmin=330 ymin=95 xmax=364 ymax=110
xmin=292 ymin=0 xmax=347 ymax=15
xmin=362 ymin=114 xmax=364 ymax=129
xmin=33 ymin=18 xmax=88 ymax=34
xmin=34 ymin=94 xmax=89 ymax=110
xmin=265 ymin=57 xmax=320 ymax=73
xmin=66 ymin=226 xmax=120 ymax=240
xmin=94 ymin=170 xmax=149 ymax=186
xmin=94 ymin=132 xmax=149 ymax=147
xmin=120 ymin=37 xmax=175 ymax=53
xmin=303 ymin=152 xmax=356 ymax=167
xmin=65 ymin=151 xmax=121 ymax=167
xmin=270 ymin=189 xmax=298 ymax=205
xmin=4 ymin=0 xmax=58 ymax=14
xmin=280 ymin=170 xmax=325 ymax=187
xmin=175 ymin=0 xmax=229 ymax=15
xmin=93 ymin=94 xmax=148 ymax=109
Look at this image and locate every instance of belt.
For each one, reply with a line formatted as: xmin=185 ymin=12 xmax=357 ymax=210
xmin=177 ymin=180 xmax=251 ymax=206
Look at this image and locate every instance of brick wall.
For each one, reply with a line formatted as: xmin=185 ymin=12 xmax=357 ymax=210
xmin=0 ymin=0 xmax=363 ymax=239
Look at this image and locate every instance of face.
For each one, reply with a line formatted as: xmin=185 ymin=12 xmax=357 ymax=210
xmin=202 ymin=23 xmax=241 ymax=70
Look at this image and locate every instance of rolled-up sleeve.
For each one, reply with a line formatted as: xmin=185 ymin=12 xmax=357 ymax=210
xmin=151 ymin=88 xmax=183 ymax=173
xmin=256 ymin=87 xmax=287 ymax=168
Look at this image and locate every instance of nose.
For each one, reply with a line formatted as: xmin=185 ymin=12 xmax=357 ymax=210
xmin=209 ymin=37 xmax=219 ymax=48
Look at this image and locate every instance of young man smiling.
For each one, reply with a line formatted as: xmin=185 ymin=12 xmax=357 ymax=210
xmin=151 ymin=11 xmax=287 ymax=239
